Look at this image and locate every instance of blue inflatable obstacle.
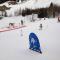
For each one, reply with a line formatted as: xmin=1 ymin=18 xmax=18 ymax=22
xmin=29 ymin=33 xmax=42 ymax=54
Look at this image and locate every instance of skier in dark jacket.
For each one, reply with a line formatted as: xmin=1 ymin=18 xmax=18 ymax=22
xmin=21 ymin=20 xmax=23 ymax=25
xmin=39 ymin=24 xmax=42 ymax=30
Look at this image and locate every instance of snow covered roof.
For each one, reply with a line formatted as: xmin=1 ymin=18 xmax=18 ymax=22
xmin=19 ymin=0 xmax=51 ymax=9
xmin=0 ymin=0 xmax=51 ymax=9
xmin=0 ymin=0 xmax=60 ymax=9
xmin=52 ymin=0 xmax=60 ymax=6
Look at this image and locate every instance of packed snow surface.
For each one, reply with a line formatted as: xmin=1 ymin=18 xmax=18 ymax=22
xmin=0 ymin=16 xmax=60 ymax=60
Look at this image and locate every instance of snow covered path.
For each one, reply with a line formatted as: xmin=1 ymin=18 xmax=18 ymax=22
xmin=0 ymin=17 xmax=60 ymax=60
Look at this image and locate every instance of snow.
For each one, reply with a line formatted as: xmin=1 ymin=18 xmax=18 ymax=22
xmin=0 ymin=0 xmax=60 ymax=60
xmin=0 ymin=0 xmax=60 ymax=10
xmin=0 ymin=15 xmax=60 ymax=60
xmin=52 ymin=0 xmax=60 ymax=6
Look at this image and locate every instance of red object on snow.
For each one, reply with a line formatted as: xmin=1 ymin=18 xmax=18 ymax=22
xmin=0 ymin=25 xmax=26 ymax=32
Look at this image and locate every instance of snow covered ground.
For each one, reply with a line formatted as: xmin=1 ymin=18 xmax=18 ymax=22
xmin=0 ymin=16 xmax=60 ymax=60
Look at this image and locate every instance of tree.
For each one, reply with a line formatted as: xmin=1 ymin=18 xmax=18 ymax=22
xmin=0 ymin=5 xmax=10 ymax=16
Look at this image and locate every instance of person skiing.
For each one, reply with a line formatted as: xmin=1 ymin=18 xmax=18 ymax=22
xmin=39 ymin=24 xmax=42 ymax=30
xmin=21 ymin=20 xmax=23 ymax=25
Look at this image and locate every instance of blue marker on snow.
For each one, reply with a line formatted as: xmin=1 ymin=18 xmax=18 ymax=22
xmin=29 ymin=32 xmax=42 ymax=54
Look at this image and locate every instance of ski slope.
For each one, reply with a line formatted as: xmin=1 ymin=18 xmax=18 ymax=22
xmin=0 ymin=16 xmax=60 ymax=60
